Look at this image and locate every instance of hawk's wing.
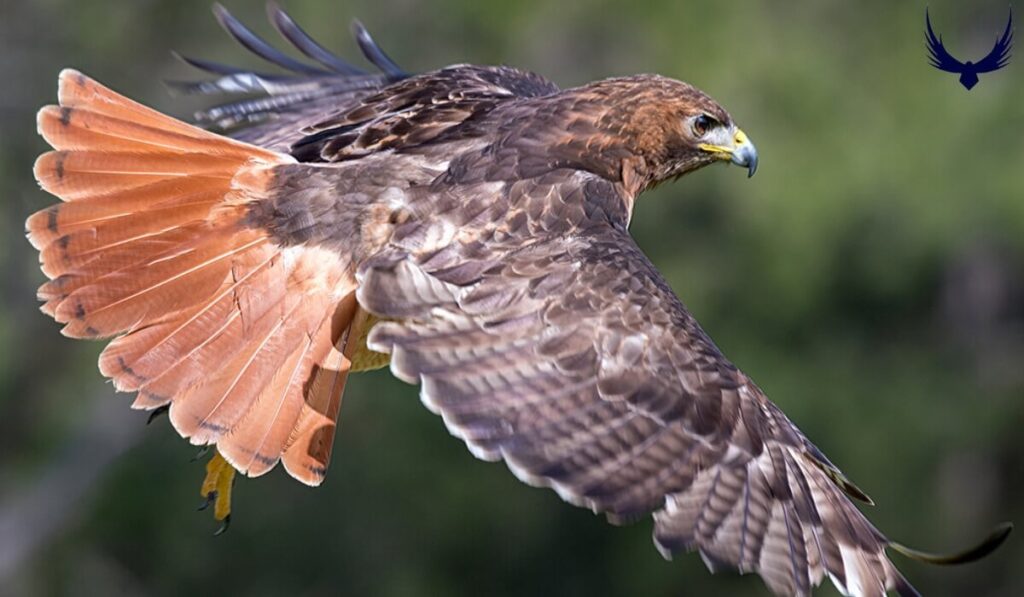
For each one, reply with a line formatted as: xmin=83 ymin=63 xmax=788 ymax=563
xmin=357 ymin=180 xmax=918 ymax=597
xmin=174 ymin=4 xmax=558 ymax=154
xmin=170 ymin=3 xmax=409 ymax=150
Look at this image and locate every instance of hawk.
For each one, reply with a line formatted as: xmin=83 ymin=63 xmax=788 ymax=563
xmin=26 ymin=4 xmax=1009 ymax=596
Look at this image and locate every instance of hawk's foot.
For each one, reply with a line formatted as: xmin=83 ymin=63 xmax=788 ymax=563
xmin=198 ymin=449 xmax=236 ymax=535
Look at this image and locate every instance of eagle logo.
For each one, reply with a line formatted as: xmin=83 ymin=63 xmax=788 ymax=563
xmin=926 ymin=8 xmax=1013 ymax=89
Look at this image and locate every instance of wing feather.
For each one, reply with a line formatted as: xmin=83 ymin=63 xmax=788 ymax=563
xmin=171 ymin=4 xmax=407 ymax=150
xmin=172 ymin=4 xmax=557 ymax=157
xmin=358 ymin=203 xmax=920 ymax=596
xmin=212 ymin=3 xmax=334 ymax=76
xmin=266 ymin=2 xmax=367 ymax=75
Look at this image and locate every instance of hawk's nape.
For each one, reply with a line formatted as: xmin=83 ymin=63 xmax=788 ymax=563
xmin=26 ymin=3 xmax=1010 ymax=596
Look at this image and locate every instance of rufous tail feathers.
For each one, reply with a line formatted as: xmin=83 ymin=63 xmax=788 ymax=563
xmin=29 ymin=70 xmax=356 ymax=485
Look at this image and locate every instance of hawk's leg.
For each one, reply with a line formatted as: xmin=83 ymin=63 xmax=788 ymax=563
xmin=198 ymin=449 xmax=236 ymax=535
xmin=348 ymin=309 xmax=389 ymax=372
xmin=189 ymin=306 xmax=383 ymax=535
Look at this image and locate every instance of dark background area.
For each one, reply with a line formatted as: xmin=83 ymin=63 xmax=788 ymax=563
xmin=1 ymin=1 xmax=1022 ymax=595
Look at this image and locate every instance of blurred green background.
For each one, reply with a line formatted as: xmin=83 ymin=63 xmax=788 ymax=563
xmin=1 ymin=1 xmax=1022 ymax=595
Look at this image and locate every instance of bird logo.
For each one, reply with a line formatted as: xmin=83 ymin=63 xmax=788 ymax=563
xmin=926 ymin=8 xmax=1013 ymax=89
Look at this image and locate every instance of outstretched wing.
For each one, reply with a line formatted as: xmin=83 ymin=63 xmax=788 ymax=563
xmin=356 ymin=178 xmax=919 ymax=597
xmin=173 ymin=3 xmax=560 ymax=157
xmin=170 ymin=2 xmax=409 ymax=150
xmin=925 ymin=9 xmax=966 ymax=73
xmin=974 ymin=10 xmax=1014 ymax=73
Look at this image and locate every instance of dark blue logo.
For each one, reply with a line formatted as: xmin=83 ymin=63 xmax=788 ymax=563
xmin=926 ymin=8 xmax=1013 ymax=89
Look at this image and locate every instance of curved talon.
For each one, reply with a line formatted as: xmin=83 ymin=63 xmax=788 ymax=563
xmin=214 ymin=514 xmax=232 ymax=536
xmin=198 ymin=450 xmax=237 ymax=532
xmin=190 ymin=445 xmax=211 ymax=463
xmin=198 ymin=491 xmax=216 ymax=511
xmin=146 ymin=404 xmax=170 ymax=425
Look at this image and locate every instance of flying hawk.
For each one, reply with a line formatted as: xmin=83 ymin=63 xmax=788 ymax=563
xmin=26 ymin=4 xmax=1009 ymax=596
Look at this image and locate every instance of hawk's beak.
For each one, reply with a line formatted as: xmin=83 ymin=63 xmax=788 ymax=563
xmin=699 ymin=128 xmax=759 ymax=178
xmin=729 ymin=129 xmax=758 ymax=178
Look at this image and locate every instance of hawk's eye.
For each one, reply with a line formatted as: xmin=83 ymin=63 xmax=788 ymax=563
xmin=691 ymin=114 xmax=717 ymax=137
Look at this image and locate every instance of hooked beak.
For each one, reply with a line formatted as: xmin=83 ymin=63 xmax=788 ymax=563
xmin=698 ymin=128 xmax=759 ymax=178
xmin=730 ymin=129 xmax=758 ymax=178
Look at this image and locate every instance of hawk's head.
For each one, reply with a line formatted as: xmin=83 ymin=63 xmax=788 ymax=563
xmin=576 ymin=75 xmax=758 ymax=193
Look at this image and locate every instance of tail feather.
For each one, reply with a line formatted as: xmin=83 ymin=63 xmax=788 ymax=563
xmin=36 ymin=191 xmax=223 ymax=278
xmin=226 ymin=303 xmax=336 ymax=477
xmin=52 ymin=227 xmax=262 ymax=338
xmin=282 ymin=296 xmax=364 ymax=483
xmin=27 ymin=176 xmax=223 ymax=245
xmin=29 ymin=69 xmax=358 ymax=484
xmin=230 ymin=341 xmax=312 ymax=475
xmin=100 ymin=249 xmax=286 ymax=397
xmin=170 ymin=286 xmax=310 ymax=443
xmin=39 ymin=103 xmax=263 ymax=157
xmin=54 ymin=68 xmax=283 ymax=153
xmin=38 ymin=225 xmax=217 ymax=309
xmin=38 ymin=150 xmax=243 ymax=181
xmin=34 ymin=165 xmax=166 ymax=201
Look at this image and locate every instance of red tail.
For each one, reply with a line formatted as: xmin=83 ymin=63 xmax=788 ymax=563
xmin=29 ymin=70 xmax=356 ymax=485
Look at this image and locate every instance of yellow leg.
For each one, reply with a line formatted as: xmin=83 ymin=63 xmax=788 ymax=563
xmin=191 ymin=306 xmax=382 ymax=535
xmin=348 ymin=310 xmax=391 ymax=372
xmin=198 ymin=448 xmax=236 ymax=535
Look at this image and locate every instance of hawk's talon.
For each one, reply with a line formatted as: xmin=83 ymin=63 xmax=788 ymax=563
xmin=146 ymin=404 xmax=169 ymax=425
xmin=190 ymin=445 xmax=210 ymax=462
xmin=198 ymin=450 xmax=237 ymax=531
xmin=213 ymin=514 xmax=231 ymax=536
xmin=197 ymin=491 xmax=216 ymax=511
